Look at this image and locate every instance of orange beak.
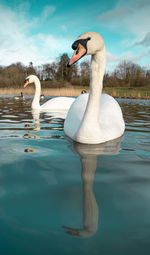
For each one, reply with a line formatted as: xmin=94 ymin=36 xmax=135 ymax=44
xmin=68 ymin=43 xmax=86 ymax=66
xmin=24 ymin=80 xmax=29 ymax=88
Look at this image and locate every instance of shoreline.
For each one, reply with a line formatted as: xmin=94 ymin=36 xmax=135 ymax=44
xmin=0 ymin=87 xmax=150 ymax=99
xmin=0 ymin=87 xmax=87 ymax=97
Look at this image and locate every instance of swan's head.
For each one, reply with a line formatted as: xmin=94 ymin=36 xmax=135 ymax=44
xmin=81 ymin=90 xmax=87 ymax=94
xmin=68 ymin=31 xmax=105 ymax=66
xmin=24 ymin=75 xmax=39 ymax=88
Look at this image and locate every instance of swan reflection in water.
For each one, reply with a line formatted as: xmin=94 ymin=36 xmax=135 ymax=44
xmin=25 ymin=109 xmax=67 ymax=134
xmin=30 ymin=109 xmax=41 ymax=132
xmin=23 ymin=110 xmax=123 ymax=237
xmin=24 ymin=110 xmax=41 ymax=133
xmin=23 ymin=110 xmax=41 ymax=146
xmin=62 ymin=137 xmax=123 ymax=238
xmin=24 ymin=109 xmax=64 ymax=152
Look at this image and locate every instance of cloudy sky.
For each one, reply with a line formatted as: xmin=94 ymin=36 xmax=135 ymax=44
xmin=0 ymin=0 xmax=150 ymax=70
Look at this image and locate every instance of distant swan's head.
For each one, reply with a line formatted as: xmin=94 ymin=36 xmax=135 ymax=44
xmin=24 ymin=75 xmax=39 ymax=88
xmin=68 ymin=31 xmax=105 ymax=66
xmin=81 ymin=90 xmax=87 ymax=94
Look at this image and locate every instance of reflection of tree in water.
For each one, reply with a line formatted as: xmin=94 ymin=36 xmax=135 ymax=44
xmin=120 ymin=99 xmax=150 ymax=124
xmin=120 ymin=99 xmax=150 ymax=134
xmin=0 ymin=96 xmax=28 ymax=125
xmin=63 ymin=137 xmax=123 ymax=238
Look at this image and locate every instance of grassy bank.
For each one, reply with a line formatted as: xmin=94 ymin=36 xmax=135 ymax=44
xmin=103 ymin=88 xmax=150 ymax=99
xmin=0 ymin=87 xmax=150 ymax=99
xmin=0 ymin=86 xmax=89 ymax=97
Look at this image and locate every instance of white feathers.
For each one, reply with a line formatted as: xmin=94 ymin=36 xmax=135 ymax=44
xmin=64 ymin=32 xmax=125 ymax=144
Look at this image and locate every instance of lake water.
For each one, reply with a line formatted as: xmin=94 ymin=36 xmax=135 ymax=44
xmin=0 ymin=95 xmax=150 ymax=255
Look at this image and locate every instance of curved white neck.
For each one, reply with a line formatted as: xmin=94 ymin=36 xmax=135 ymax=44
xmin=32 ymin=77 xmax=41 ymax=109
xmin=75 ymin=46 xmax=106 ymax=143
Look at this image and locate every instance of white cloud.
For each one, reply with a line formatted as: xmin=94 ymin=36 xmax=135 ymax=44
xmin=106 ymin=52 xmax=120 ymax=63
xmin=106 ymin=49 xmax=150 ymax=72
xmin=132 ymin=50 xmax=150 ymax=64
xmin=98 ymin=0 xmax=150 ymax=67
xmin=0 ymin=4 xmax=71 ymax=66
xmin=98 ymin=0 xmax=150 ymax=39
xmin=133 ymin=32 xmax=150 ymax=47
xmin=106 ymin=51 xmax=134 ymax=71
xmin=99 ymin=7 xmax=131 ymax=23
xmin=41 ymin=5 xmax=56 ymax=22
xmin=106 ymin=52 xmax=122 ymax=72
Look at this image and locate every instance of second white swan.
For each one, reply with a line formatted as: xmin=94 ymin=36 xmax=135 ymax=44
xmin=24 ymin=75 xmax=75 ymax=112
xmin=64 ymin=31 xmax=125 ymax=144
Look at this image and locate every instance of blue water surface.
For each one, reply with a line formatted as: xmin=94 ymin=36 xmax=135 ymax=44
xmin=0 ymin=96 xmax=150 ymax=255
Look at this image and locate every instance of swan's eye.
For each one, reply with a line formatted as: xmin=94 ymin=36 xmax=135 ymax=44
xmin=24 ymin=78 xmax=29 ymax=83
xmin=76 ymin=47 xmax=79 ymax=55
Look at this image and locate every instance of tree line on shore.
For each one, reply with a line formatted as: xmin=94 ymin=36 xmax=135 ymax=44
xmin=0 ymin=53 xmax=150 ymax=89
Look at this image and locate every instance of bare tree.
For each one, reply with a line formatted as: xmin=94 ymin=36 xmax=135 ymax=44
xmin=0 ymin=57 xmax=149 ymax=89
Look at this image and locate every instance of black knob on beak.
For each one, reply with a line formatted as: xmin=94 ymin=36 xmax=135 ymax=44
xmin=67 ymin=62 xmax=70 ymax=68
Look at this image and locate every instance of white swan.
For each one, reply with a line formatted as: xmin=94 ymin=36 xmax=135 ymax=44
xmin=64 ymin=32 xmax=125 ymax=144
xmin=40 ymin=94 xmax=45 ymax=100
xmin=14 ymin=92 xmax=24 ymax=100
xmin=24 ymin=75 xmax=75 ymax=112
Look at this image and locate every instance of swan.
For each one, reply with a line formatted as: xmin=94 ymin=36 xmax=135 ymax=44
xmin=14 ymin=92 xmax=24 ymax=100
xmin=40 ymin=94 xmax=45 ymax=100
xmin=24 ymin=75 xmax=75 ymax=112
xmin=81 ymin=90 xmax=87 ymax=94
xmin=64 ymin=31 xmax=125 ymax=144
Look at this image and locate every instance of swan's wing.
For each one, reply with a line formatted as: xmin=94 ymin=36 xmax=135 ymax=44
xmin=40 ymin=97 xmax=75 ymax=111
xmin=99 ymin=94 xmax=125 ymax=139
xmin=64 ymin=94 xmax=88 ymax=138
xmin=65 ymin=93 xmax=125 ymax=142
